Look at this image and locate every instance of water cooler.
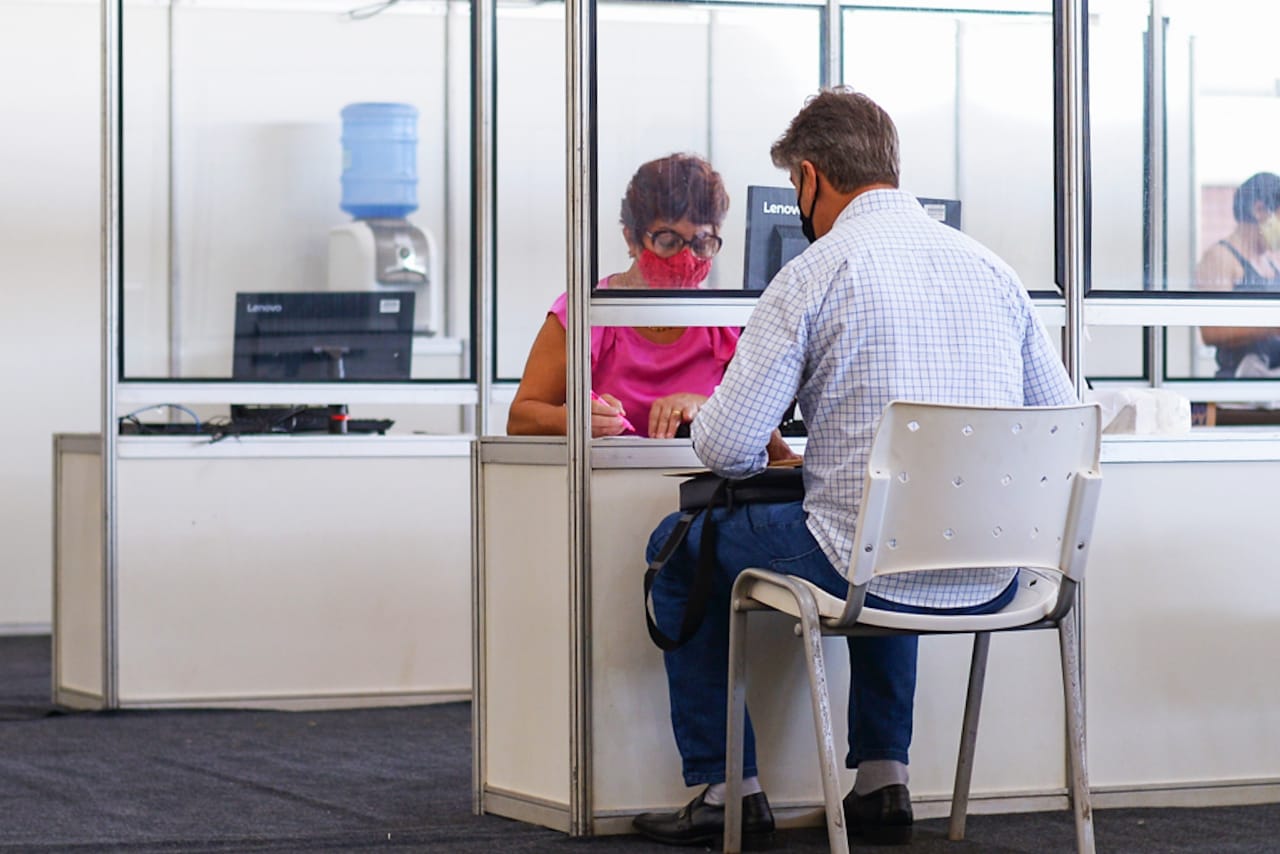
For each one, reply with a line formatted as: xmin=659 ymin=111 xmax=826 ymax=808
xmin=328 ymin=102 xmax=442 ymax=336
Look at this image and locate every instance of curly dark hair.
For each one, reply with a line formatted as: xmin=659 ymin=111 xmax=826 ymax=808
xmin=619 ymin=154 xmax=729 ymax=243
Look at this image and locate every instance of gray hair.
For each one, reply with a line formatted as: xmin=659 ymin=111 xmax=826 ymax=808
xmin=770 ymin=87 xmax=900 ymax=192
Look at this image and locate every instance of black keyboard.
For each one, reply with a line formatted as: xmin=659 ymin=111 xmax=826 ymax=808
xmin=227 ymin=406 xmax=394 ymax=435
xmin=118 ymin=421 xmax=208 ymax=436
xmin=120 ymin=412 xmax=396 ymax=437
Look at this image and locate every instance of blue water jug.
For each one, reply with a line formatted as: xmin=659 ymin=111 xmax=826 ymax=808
xmin=340 ymin=102 xmax=419 ymax=219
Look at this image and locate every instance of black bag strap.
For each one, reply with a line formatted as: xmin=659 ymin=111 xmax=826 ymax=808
xmin=644 ymin=479 xmax=727 ymax=651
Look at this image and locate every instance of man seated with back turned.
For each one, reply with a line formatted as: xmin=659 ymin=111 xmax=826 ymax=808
xmin=634 ymin=87 xmax=1078 ymax=848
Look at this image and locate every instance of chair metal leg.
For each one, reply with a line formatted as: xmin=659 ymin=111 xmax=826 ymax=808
xmin=1058 ymin=613 xmax=1096 ymax=854
xmin=792 ymin=587 xmax=849 ymax=854
xmin=724 ymin=596 xmax=749 ymax=854
xmin=948 ymin=631 xmax=991 ymax=841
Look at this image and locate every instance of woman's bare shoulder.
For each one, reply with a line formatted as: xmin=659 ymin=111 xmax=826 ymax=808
xmin=1196 ymin=241 xmax=1243 ymax=290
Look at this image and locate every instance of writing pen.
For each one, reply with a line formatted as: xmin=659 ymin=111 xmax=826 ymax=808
xmin=591 ymin=390 xmax=636 ymax=433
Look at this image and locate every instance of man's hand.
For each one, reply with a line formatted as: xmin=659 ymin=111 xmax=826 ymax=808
xmin=590 ymin=392 xmax=631 ymax=437
xmin=766 ymin=429 xmax=802 ymax=465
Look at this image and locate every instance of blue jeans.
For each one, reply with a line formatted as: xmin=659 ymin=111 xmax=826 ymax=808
xmin=646 ymin=499 xmax=1016 ymax=787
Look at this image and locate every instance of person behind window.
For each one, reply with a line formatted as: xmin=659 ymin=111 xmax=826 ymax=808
xmin=508 ymin=153 xmax=794 ymax=457
xmin=632 ymin=88 xmax=1077 ymax=849
xmin=1196 ymin=171 xmax=1280 ymax=377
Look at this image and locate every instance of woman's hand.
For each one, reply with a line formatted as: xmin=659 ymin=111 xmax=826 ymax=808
xmin=591 ymin=392 xmax=631 ymax=437
xmin=766 ymin=429 xmax=802 ymax=465
xmin=648 ymin=393 xmax=709 ymax=439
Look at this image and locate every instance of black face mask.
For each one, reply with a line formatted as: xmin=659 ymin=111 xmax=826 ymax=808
xmin=797 ymin=174 xmax=819 ymax=243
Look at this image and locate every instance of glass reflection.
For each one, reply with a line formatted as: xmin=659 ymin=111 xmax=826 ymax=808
xmin=1194 ymin=173 xmax=1280 ymax=378
xmin=1164 ymin=2 xmax=1280 ymax=385
xmin=1090 ymin=0 xmax=1280 ymax=298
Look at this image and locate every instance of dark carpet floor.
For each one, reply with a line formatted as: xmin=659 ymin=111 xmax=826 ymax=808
xmin=2 ymin=635 xmax=1278 ymax=852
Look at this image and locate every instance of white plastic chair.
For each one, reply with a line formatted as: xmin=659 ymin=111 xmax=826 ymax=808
xmin=723 ymin=401 xmax=1102 ymax=854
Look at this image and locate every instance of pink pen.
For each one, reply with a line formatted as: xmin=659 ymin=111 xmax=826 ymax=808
xmin=591 ymin=390 xmax=635 ymax=433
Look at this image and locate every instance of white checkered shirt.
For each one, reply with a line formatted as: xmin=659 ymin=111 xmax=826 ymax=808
xmin=692 ymin=188 xmax=1077 ymax=608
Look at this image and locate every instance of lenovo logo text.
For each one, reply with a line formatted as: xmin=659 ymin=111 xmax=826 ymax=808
xmin=763 ymin=201 xmax=800 ymax=217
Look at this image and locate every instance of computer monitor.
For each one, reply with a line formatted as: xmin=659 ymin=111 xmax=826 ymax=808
xmin=742 ymin=186 xmax=810 ymax=292
xmin=917 ymin=197 xmax=962 ymax=231
xmin=231 ymin=291 xmax=415 ymax=382
xmin=742 ymin=186 xmax=963 ymax=290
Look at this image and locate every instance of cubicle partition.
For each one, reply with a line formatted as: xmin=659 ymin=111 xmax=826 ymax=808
xmin=74 ymin=0 xmax=484 ymax=710
xmin=474 ymin=438 xmax=1077 ymax=831
xmin=472 ymin=434 xmax=1280 ymax=831
xmin=54 ymin=433 xmax=472 ymax=709
xmin=77 ymin=0 xmax=1280 ymax=836
xmin=469 ymin=0 xmax=1280 ymax=838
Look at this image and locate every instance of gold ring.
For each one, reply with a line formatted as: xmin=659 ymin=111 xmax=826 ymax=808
xmin=672 ymin=408 xmax=682 ymax=416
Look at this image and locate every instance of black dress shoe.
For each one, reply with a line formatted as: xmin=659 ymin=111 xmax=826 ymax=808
xmin=843 ymin=783 xmax=913 ymax=845
xmin=633 ymin=787 xmax=776 ymax=849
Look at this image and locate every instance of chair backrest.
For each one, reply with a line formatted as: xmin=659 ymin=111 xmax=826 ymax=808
xmin=847 ymin=401 xmax=1102 ymax=588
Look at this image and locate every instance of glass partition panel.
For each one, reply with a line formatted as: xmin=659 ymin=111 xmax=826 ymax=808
xmin=1088 ymin=1 xmax=1280 ymax=396
xmin=1161 ymin=324 xmax=1280 ymax=408
xmin=595 ymin=3 xmax=822 ymax=296
xmin=843 ymin=2 xmax=1056 ymax=292
xmin=1164 ymin=323 xmax=1280 ymax=389
xmin=1091 ymin=0 xmax=1280 ymax=299
xmin=1163 ymin=325 xmax=1215 ymax=379
xmin=1170 ymin=0 xmax=1280 ymax=393
xmin=121 ymin=0 xmax=472 ymax=383
xmin=121 ymin=0 xmax=171 ymax=378
xmin=1084 ymin=325 xmax=1146 ymax=380
xmin=1173 ymin=0 xmax=1280 ymax=302
xmin=494 ymin=0 xmax=822 ymax=384
xmin=494 ymin=0 xmax=566 ymax=384
xmin=1086 ymin=0 xmax=1148 ymax=293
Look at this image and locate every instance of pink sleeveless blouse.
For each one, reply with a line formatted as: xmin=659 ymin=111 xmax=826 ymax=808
xmin=548 ymin=283 xmax=739 ymax=437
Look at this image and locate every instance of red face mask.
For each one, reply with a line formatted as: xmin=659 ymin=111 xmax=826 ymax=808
xmin=638 ymin=249 xmax=712 ymax=289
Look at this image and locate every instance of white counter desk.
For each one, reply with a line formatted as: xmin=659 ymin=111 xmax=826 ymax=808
xmin=474 ymin=431 xmax=1280 ymax=835
xmin=54 ymin=432 xmax=472 ymax=710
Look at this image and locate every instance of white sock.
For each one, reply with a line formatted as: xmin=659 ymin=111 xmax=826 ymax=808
xmin=853 ymin=760 xmax=909 ymax=796
xmin=703 ymin=776 xmax=762 ymax=807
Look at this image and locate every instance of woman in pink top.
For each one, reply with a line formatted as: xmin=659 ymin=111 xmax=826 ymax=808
xmin=508 ymin=154 xmax=744 ymax=439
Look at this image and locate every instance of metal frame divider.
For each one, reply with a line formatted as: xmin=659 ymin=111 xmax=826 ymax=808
xmin=566 ymin=0 xmax=597 ymax=834
xmin=1056 ymin=0 xmax=1089 ymax=813
xmin=100 ymin=0 xmax=122 ymax=710
xmin=1145 ymin=0 xmax=1166 ymax=381
xmin=823 ymin=0 xmax=840 ymax=86
xmin=1060 ymin=6 xmax=1086 ymax=390
xmin=471 ymin=0 xmax=497 ymax=817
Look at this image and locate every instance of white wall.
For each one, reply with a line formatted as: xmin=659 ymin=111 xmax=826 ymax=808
xmin=0 ymin=0 xmax=102 ymax=630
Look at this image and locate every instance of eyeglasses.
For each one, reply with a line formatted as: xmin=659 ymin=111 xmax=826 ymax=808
xmin=645 ymin=229 xmax=723 ymax=259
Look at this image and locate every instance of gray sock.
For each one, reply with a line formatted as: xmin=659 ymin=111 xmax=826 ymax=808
xmin=703 ymin=776 xmax=763 ymax=807
xmin=853 ymin=760 xmax=909 ymax=796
